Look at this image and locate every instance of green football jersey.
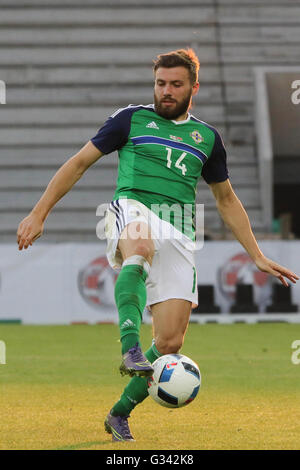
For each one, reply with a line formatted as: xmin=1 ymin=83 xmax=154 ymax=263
xmin=91 ymin=104 xmax=228 ymax=239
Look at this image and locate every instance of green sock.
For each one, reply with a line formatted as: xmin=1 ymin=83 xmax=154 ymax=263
xmin=115 ymin=260 xmax=149 ymax=354
xmin=111 ymin=342 xmax=161 ymax=417
xmin=121 ymin=333 xmax=142 ymax=356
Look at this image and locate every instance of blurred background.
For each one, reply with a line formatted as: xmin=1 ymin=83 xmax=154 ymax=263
xmin=0 ymin=0 xmax=299 ymax=324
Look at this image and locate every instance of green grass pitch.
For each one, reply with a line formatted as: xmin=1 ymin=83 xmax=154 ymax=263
xmin=0 ymin=323 xmax=300 ymax=450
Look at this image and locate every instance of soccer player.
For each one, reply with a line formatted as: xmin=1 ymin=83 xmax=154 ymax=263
xmin=17 ymin=49 xmax=298 ymax=442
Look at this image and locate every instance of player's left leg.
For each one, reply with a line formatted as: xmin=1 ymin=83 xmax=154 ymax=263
xmin=106 ymin=299 xmax=191 ymax=441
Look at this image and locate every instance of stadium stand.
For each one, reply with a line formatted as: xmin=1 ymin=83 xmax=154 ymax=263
xmin=0 ymin=0 xmax=300 ymax=242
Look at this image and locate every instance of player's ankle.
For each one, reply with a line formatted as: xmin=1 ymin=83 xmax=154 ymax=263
xmin=121 ymin=333 xmax=140 ymax=355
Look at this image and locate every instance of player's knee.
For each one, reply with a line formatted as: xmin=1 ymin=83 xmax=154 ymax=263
xmin=155 ymin=336 xmax=183 ymax=355
xmin=134 ymin=242 xmax=154 ymax=263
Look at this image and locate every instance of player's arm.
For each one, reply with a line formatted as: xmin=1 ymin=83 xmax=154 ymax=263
xmin=209 ymin=178 xmax=299 ymax=286
xmin=17 ymin=141 xmax=103 ymax=251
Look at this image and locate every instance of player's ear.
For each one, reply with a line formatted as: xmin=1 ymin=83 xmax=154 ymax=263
xmin=192 ymin=81 xmax=200 ymax=96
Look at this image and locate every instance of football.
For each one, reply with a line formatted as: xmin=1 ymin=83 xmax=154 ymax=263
xmin=147 ymin=354 xmax=201 ymax=408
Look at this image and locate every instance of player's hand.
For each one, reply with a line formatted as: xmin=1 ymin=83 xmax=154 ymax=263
xmin=254 ymin=255 xmax=299 ymax=287
xmin=17 ymin=213 xmax=44 ymax=251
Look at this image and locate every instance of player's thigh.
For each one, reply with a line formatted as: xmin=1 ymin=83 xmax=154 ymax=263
xmin=118 ymin=221 xmax=155 ymax=264
xmin=151 ymin=299 xmax=192 ymax=354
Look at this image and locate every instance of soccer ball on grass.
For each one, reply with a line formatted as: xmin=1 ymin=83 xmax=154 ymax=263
xmin=147 ymin=354 xmax=201 ymax=408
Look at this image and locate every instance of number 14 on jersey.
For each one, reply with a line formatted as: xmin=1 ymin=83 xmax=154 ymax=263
xmin=166 ymin=147 xmax=187 ymax=176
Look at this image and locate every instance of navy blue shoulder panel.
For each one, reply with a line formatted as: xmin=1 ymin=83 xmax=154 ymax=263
xmin=90 ymin=104 xmax=155 ymax=154
xmin=190 ymin=116 xmax=229 ymax=184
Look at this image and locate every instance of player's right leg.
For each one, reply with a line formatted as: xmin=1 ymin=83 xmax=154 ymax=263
xmin=104 ymin=219 xmax=155 ymax=441
xmin=115 ymin=220 xmax=155 ymax=378
xmin=105 ymin=299 xmax=191 ymax=441
xmin=105 ymin=338 xmax=162 ymax=441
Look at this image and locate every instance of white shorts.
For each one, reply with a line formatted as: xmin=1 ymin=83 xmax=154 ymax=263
xmin=105 ymin=198 xmax=198 ymax=308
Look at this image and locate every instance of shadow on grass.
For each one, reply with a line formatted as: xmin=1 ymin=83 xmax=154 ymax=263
xmin=53 ymin=440 xmax=108 ymax=450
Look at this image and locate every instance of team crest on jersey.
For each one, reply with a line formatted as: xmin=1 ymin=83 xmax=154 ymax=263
xmin=190 ymin=130 xmax=203 ymax=144
xmin=169 ymin=135 xmax=183 ymax=142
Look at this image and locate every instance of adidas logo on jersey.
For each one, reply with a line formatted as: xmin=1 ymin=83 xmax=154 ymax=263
xmin=146 ymin=121 xmax=159 ymax=129
xmin=121 ymin=319 xmax=135 ymax=330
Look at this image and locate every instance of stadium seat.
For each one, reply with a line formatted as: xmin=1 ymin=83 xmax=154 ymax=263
xmin=192 ymin=285 xmax=220 ymax=314
xmin=230 ymin=284 xmax=259 ymax=314
xmin=266 ymin=283 xmax=298 ymax=313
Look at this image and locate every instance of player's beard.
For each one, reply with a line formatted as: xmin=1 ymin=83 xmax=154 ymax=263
xmin=154 ymin=89 xmax=192 ymax=120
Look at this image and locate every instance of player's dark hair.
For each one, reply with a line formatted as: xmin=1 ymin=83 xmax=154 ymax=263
xmin=153 ymin=48 xmax=200 ymax=85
